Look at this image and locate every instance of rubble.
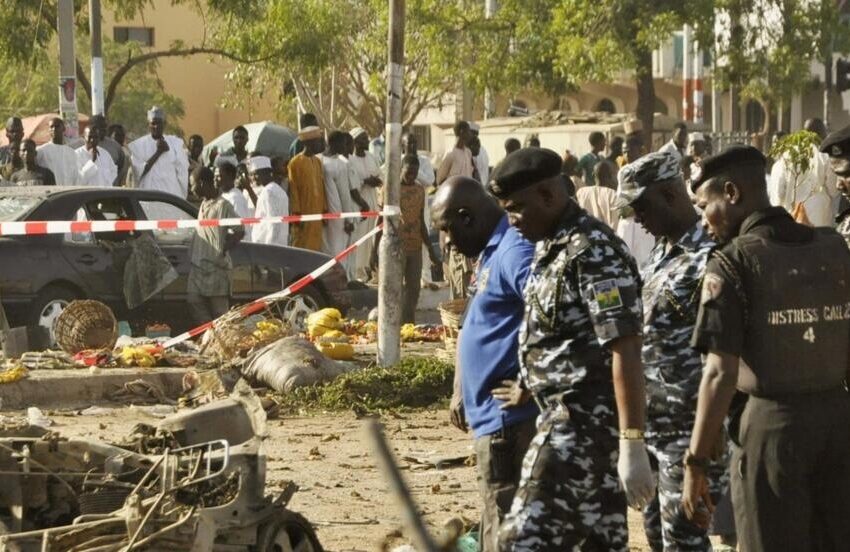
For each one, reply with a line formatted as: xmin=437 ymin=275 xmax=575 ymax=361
xmin=0 ymin=381 xmax=323 ymax=551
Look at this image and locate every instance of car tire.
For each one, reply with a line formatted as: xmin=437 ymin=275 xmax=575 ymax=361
xmin=254 ymin=509 xmax=323 ymax=552
xmin=28 ymin=285 xmax=79 ymax=346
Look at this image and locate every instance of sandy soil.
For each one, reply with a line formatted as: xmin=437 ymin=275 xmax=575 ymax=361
xmin=30 ymin=406 xmax=655 ymax=551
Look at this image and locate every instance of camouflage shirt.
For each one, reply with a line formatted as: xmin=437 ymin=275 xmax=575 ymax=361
xmin=640 ymin=221 xmax=714 ymax=437
xmin=837 ymin=209 xmax=850 ymax=249
xmin=519 ymin=202 xmax=643 ymax=402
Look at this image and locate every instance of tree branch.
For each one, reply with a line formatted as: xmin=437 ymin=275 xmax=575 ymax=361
xmin=104 ymin=46 xmax=283 ymax=113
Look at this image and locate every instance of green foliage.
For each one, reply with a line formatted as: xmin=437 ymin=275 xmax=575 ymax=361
xmin=713 ymin=0 xmax=850 ymax=118
xmin=0 ymin=36 xmax=183 ymax=137
xmin=275 ymin=356 xmax=454 ymax=414
xmin=217 ymin=0 xmax=482 ymax=134
xmin=769 ymin=130 xmax=821 ymax=204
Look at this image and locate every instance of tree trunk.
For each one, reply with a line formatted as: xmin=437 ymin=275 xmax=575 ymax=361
xmin=634 ymin=46 xmax=655 ymax=149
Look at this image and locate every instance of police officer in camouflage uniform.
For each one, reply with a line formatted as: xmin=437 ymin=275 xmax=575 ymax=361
xmin=683 ymin=145 xmax=850 ymax=552
xmin=489 ymin=148 xmax=655 ymax=551
xmin=618 ymin=151 xmax=729 ymax=551
xmin=821 ymin=125 xmax=850 ymax=247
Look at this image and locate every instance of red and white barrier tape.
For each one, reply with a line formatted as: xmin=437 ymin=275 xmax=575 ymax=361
xmin=0 ymin=206 xmax=400 ymax=237
xmin=162 ymin=223 xmax=384 ymax=349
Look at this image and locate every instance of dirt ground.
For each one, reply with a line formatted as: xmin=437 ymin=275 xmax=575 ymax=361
xmin=32 ymin=406 xmax=656 ymax=551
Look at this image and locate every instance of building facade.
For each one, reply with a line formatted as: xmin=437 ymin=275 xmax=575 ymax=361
xmin=103 ymin=1 xmax=278 ymax=140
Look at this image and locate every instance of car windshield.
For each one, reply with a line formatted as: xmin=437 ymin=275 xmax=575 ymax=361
xmin=0 ymin=196 xmax=42 ymax=221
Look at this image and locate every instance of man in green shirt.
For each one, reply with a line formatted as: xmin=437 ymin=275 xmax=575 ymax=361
xmin=576 ymin=131 xmax=607 ymax=185
xmin=187 ymin=166 xmax=245 ymax=323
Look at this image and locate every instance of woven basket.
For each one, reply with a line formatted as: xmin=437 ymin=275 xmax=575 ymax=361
xmin=54 ymin=300 xmax=118 ymax=354
xmin=439 ymin=299 xmax=467 ymax=353
xmin=201 ymin=309 xmax=290 ymax=359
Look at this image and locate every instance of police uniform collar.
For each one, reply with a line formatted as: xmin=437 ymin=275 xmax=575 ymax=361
xmin=549 ymin=200 xmax=584 ymax=245
xmin=666 ymin=219 xmax=709 ymax=252
xmin=738 ymin=206 xmax=793 ymax=236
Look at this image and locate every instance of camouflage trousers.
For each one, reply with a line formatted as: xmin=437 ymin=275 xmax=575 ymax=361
xmin=643 ymin=435 xmax=730 ymax=552
xmin=498 ymin=396 xmax=628 ymax=552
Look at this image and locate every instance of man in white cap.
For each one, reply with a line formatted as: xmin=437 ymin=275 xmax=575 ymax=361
xmin=348 ymin=127 xmax=383 ymax=280
xmin=36 ymin=117 xmax=78 ymax=186
xmin=288 ymin=126 xmax=327 ymax=252
xmin=75 ymin=126 xmax=117 ymax=187
xmin=250 ymin=155 xmax=289 ymax=247
xmin=128 ymin=106 xmax=189 ymax=197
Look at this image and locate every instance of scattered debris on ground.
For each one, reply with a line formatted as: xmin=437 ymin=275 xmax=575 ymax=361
xmin=0 ymin=381 xmax=322 ymax=551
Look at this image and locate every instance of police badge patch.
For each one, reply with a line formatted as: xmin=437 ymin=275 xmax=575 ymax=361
xmin=591 ymin=279 xmax=623 ymax=311
xmin=701 ymin=273 xmax=723 ymax=304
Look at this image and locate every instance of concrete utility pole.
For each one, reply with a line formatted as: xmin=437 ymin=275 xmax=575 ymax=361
xmin=89 ymin=0 xmax=105 ymax=115
xmin=57 ymin=0 xmax=79 ymax=138
xmin=377 ymin=0 xmax=405 ymax=367
xmin=483 ymin=0 xmax=498 ymax=119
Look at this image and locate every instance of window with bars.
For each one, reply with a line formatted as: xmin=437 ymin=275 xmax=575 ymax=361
xmin=113 ymin=27 xmax=155 ymax=47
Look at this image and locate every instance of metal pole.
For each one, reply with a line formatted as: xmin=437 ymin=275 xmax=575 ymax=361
xmin=483 ymin=0 xmax=498 ymax=119
xmin=712 ymin=26 xmax=721 ymax=134
xmin=693 ymin=41 xmax=704 ymax=124
xmin=366 ymin=420 xmax=439 ymax=551
xmin=57 ymin=0 xmax=79 ymax=138
xmin=824 ymin=47 xmax=833 ymax=130
xmin=682 ymin=25 xmax=692 ymax=121
xmin=377 ymin=0 xmax=405 ymax=367
xmin=89 ymin=0 xmax=105 ymax=115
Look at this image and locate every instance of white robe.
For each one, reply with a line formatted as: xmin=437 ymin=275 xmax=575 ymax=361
xmin=128 ymin=134 xmax=189 ymax=198
xmin=75 ymin=146 xmax=118 ymax=188
xmin=348 ymin=152 xmax=382 ymax=280
xmin=768 ymin=146 xmax=839 ymax=227
xmin=321 ymin=154 xmax=350 ymax=257
xmin=36 ymin=142 xmax=79 ymax=186
xmin=252 ymin=182 xmax=289 ymax=248
xmin=221 ymin=187 xmax=254 ymax=241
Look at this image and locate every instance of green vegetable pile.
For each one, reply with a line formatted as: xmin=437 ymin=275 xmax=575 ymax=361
xmin=274 ymin=356 xmax=454 ymax=414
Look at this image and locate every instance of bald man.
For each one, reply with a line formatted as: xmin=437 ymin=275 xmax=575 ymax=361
xmin=432 ymin=176 xmax=538 ymax=552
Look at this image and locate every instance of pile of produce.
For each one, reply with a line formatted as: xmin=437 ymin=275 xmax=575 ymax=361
xmin=307 ymin=309 xmax=355 ymax=360
xmin=117 ymin=344 xmax=164 ymax=367
xmin=400 ymin=324 xmax=444 ymax=343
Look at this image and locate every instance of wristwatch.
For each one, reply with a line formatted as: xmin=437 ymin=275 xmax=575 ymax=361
xmin=619 ymin=428 xmax=644 ymax=440
xmin=684 ymin=450 xmax=710 ymax=471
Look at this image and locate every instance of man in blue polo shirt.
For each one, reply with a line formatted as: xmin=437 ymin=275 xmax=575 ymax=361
xmin=432 ymin=176 xmax=538 ymax=552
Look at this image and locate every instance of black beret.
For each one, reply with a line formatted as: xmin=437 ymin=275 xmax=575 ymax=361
xmin=691 ymin=144 xmax=766 ymax=193
xmin=820 ymin=125 xmax=850 ymax=157
xmin=488 ymin=147 xmax=562 ymax=199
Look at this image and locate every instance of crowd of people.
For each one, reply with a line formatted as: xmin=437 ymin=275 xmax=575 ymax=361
xmin=3 ymin=101 xmax=850 ymax=552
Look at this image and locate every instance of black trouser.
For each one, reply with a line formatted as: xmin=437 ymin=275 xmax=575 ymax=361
xmin=474 ymin=417 xmax=537 ymax=552
xmin=732 ymin=388 xmax=850 ymax=552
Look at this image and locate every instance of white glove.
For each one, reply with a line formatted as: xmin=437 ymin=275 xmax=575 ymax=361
xmin=617 ymin=438 xmax=656 ymax=509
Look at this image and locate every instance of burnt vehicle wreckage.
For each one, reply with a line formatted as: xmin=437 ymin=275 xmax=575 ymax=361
xmin=0 ymin=382 xmax=321 ymax=551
